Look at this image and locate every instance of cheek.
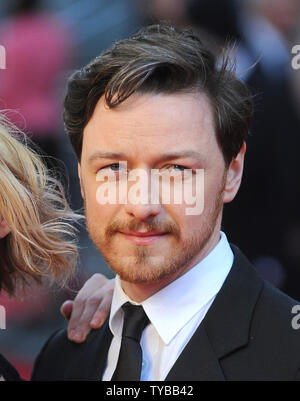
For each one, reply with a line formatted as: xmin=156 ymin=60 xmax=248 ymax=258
xmin=83 ymin=180 xmax=106 ymax=223
xmin=164 ymin=203 xmax=189 ymax=234
xmin=85 ymin=176 xmax=107 ymax=205
xmin=87 ymin=184 xmax=120 ymax=224
xmin=185 ymin=214 xmax=203 ymax=234
xmin=84 ymin=186 xmax=98 ymax=211
xmin=204 ymin=169 xmax=225 ymax=203
xmin=86 ymin=191 xmax=115 ymax=219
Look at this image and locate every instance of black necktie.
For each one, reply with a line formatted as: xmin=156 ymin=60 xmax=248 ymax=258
xmin=111 ymin=302 xmax=149 ymax=381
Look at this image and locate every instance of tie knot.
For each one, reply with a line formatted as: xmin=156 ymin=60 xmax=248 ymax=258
xmin=121 ymin=302 xmax=149 ymax=342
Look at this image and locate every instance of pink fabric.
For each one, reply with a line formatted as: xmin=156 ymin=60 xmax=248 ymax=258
xmin=0 ymin=14 xmax=73 ymax=136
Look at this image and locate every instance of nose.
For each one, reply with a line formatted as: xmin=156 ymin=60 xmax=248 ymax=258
xmin=123 ymin=168 xmax=162 ymax=221
xmin=124 ymin=201 xmax=161 ymax=221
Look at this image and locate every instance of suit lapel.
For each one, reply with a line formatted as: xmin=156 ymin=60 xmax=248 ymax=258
xmin=165 ymin=245 xmax=264 ymax=380
xmin=203 ymin=245 xmax=263 ymax=360
xmin=165 ymin=324 xmax=225 ymax=381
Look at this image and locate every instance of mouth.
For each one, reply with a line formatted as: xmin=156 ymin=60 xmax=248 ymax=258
xmin=118 ymin=231 xmax=169 ymax=245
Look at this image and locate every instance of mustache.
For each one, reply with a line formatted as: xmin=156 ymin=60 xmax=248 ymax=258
xmin=105 ymin=218 xmax=180 ymax=239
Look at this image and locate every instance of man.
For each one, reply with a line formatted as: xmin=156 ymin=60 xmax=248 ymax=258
xmin=32 ymin=24 xmax=300 ymax=381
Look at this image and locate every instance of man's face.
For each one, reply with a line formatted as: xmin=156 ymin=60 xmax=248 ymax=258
xmin=79 ymin=92 xmax=244 ymax=295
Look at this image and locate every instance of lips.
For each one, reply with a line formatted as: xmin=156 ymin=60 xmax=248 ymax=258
xmin=118 ymin=230 xmax=169 ymax=245
xmin=119 ymin=231 xmax=167 ymax=237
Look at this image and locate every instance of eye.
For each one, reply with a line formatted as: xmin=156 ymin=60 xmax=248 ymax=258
xmin=170 ymin=164 xmax=188 ymax=171
xmin=96 ymin=163 xmax=128 ymax=181
xmin=98 ymin=163 xmax=121 ymax=172
xmin=164 ymin=164 xmax=189 ymax=173
xmin=163 ymin=165 xmax=195 ymax=178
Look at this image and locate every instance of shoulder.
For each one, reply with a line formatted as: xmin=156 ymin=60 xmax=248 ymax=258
xmin=253 ymin=279 xmax=300 ymax=341
xmin=246 ymin=280 xmax=300 ymax=379
xmin=31 ymin=328 xmax=69 ymax=381
xmin=31 ymin=321 xmax=111 ymax=381
xmin=234 ymin=247 xmax=300 ymax=376
xmin=231 ymin=244 xmax=300 ymax=322
xmin=0 ymin=353 xmax=22 ymax=381
xmin=213 ymin=245 xmax=300 ymax=379
xmin=232 ymin=245 xmax=300 ymax=345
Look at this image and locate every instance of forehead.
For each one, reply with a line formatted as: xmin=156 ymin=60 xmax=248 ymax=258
xmin=81 ymin=92 xmax=219 ymax=163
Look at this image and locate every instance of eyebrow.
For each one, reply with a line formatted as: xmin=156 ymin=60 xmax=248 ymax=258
xmin=88 ymin=151 xmax=127 ymax=164
xmin=87 ymin=150 xmax=204 ymax=164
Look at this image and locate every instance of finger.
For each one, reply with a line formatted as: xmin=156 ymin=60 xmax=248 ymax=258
xmin=67 ymin=275 xmax=106 ymax=340
xmin=67 ymin=295 xmax=86 ymax=341
xmin=68 ymin=291 xmax=105 ymax=342
xmin=78 ymin=273 xmax=109 ymax=293
xmin=90 ymin=292 xmax=113 ymax=328
xmin=67 ymin=274 xmax=114 ymax=342
xmin=60 ymin=300 xmax=73 ymax=321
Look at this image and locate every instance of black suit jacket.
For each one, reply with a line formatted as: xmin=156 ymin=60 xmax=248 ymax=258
xmin=32 ymin=245 xmax=300 ymax=381
xmin=0 ymin=354 xmax=22 ymax=381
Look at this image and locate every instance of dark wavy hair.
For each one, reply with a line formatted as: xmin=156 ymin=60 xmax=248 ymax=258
xmin=63 ymin=24 xmax=253 ymax=166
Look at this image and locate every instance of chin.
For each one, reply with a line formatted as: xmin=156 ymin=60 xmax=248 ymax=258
xmin=109 ymin=255 xmax=183 ymax=284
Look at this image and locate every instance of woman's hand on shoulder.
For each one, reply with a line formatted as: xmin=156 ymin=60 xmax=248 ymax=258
xmin=60 ymin=273 xmax=115 ymax=343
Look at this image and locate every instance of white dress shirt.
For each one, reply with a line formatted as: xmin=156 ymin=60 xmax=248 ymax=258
xmin=102 ymin=231 xmax=233 ymax=381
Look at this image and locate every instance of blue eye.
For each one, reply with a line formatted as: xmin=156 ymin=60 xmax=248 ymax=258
xmin=108 ymin=163 xmax=120 ymax=171
xmin=100 ymin=163 xmax=121 ymax=171
xmin=171 ymin=165 xmax=187 ymax=171
xmin=98 ymin=163 xmax=189 ymax=173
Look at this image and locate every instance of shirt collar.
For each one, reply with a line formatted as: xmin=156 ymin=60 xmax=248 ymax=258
xmin=109 ymin=231 xmax=233 ymax=345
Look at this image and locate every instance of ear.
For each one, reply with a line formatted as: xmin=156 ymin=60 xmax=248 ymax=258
xmin=223 ymin=142 xmax=246 ymax=204
xmin=78 ymin=163 xmax=85 ymax=199
xmin=0 ymin=215 xmax=11 ymax=239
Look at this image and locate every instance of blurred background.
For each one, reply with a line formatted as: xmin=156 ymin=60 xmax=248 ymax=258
xmin=0 ymin=0 xmax=300 ymax=380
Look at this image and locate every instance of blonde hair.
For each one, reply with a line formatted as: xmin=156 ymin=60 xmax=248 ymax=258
xmin=0 ymin=112 xmax=82 ymax=295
